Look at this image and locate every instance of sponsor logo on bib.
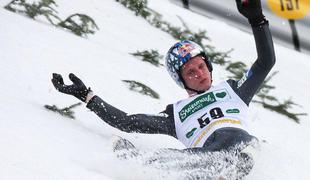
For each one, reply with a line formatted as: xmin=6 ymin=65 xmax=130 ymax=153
xmin=179 ymin=92 xmax=216 ymax=122
xmin=186 ymin=128 xmax=197 ymax=138
xmin=215 ymin=92 xmax=227 ymax=98
xmin=226 ymin=108 xmax=240 ymax=114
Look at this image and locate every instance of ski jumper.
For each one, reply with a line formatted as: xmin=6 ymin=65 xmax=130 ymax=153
xmin=86 ymin=22 xmax=275 ymax=151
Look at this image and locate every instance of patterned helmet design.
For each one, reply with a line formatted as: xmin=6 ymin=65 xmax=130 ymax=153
xmin=165 ymin=40 xmax=212 ymax=89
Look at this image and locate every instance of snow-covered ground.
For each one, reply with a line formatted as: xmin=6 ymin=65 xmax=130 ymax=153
xmin=0 ymin=0 xmax=309 ymax=179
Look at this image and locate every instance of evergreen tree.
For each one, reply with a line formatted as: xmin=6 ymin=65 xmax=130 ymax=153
xmin=44 ymin=103 xmax=82 ymax=119
xmin=130 ymin=50 xmax=163 ymax=67
xmin=116 ymin=0 xmax=150 ymax=18
xmin=5 ymin=0 xmax=61 ymax=25
xmin=58 ymin=13 xmax=99 ymax=37
xmin=5 ymin=0 xmax=99 ymax=36
xmin=122 ymin=80 xmax=160 ymax=99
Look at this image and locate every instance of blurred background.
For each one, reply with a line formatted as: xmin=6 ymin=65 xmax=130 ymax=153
xmin=171 ymin=0 xmax=310 ymax=55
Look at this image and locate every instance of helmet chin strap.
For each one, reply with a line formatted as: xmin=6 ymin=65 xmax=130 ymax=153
xmin=184 ymin=85 xmax=205 ymax=95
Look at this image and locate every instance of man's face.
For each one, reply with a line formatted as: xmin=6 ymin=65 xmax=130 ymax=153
xmin=180 ymin=55 xmax=212 ymax=92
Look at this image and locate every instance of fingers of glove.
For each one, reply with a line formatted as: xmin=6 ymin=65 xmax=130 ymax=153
xmin=246 ymin=0 xmax=261 ymax=8
xmin=51 ymin=73 xmax=75 ymax=94
xmin=241 ymin=0 xmax=249 ymax=6
xmin=236 ymin=0 xmax=246 ymax=13
xmin=52 ymin=79 xmax=72 ymax=94
xmin=237 ymin=0 xmax=259 ymax=9
xmin=69 ymin=73 xmax=85 ymax=87
xmin=52 ymin=73 xmax=64 ymax=84
xmin=236 ymin=0 xmax=242 ymax=8
xmin=52 ymin=73 xmax=65 ymax=90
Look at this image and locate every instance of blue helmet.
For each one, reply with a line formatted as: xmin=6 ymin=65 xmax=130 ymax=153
xmin=165 ymin=40 xmax=213 ymax=89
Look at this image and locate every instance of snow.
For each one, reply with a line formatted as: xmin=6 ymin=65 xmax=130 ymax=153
xmin=0 ymin=0 xmax=309 ymax=179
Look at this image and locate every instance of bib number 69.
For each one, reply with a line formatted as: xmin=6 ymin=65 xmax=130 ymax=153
xmin=197 ymin=107 xmax=224 ymax=128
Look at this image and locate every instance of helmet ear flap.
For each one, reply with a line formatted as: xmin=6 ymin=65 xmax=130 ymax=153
xmin=206 ymin=59 xmax=213 ymax=72
xmin=202 ymin=53 xmax=213 ymax=72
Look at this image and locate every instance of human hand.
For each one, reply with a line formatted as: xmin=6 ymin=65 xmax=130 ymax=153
xmin=235 ymin=0 xmax=266 ymax=26
xmin=51 ymin=73 xmax=91 ymax=102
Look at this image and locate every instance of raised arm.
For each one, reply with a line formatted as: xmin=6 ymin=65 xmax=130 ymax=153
xmin=229 ymin=0 xmax=276 ymax=105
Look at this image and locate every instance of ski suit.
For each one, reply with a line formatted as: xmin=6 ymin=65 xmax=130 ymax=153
xmin=86 ymin=22 xmax=275 ymax=152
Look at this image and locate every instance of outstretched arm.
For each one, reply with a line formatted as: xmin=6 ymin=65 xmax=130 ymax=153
xmin=51 ymin=73 xmax=176 ymax=137
xmin=86 ymin=96 xmax=176 ymax=137
xmin=230 ymin=0 xmax=276 ymax=105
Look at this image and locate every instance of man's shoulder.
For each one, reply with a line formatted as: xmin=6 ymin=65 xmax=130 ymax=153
xmin=160 ymin=104 xmax=174 ymax=117
xmin=207 ymin=80 xmax=239 ymax=96
xmin=208 ymin=80 xmax=238 ymax=92
xmin=226 ymin=79 xmax=238 ymax=89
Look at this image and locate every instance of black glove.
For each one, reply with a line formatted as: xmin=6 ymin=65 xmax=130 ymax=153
xmin=236 ymin=0 xmax=266 ymax=26
xmin=51 ymin=73 xmax=91 ymax=102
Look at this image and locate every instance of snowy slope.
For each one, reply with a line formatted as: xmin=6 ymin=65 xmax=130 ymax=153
xmin=0 ymin=0 xmax=309 ymax=179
